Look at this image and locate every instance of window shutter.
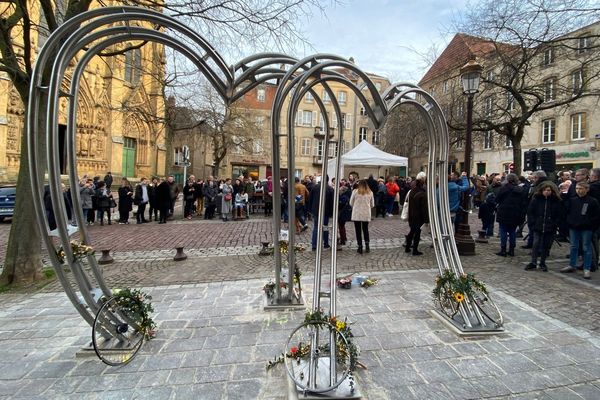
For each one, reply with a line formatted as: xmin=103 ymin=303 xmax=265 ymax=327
xmin=312 ymin=111 xmax=317 ymax=127
xmin=345 ymin=114 xmax=352 ymax=129
xmin=296 ymin=110 xmax=302 ymax=126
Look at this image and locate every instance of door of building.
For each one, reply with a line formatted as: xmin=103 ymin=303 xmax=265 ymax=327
xmin=122 ymin=137 xmax=136 ymax=177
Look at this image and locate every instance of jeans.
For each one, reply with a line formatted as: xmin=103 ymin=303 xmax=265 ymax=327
xmin=311 ymin=215 xmax=330 ymax=250
xmin=137 ymin=202 xmax=148 ymax=222
xmin=482 ymin=219 xmax=494 ymax=237
xmin=385 ymin=195 xmax=394 ymax=214
xmin=569 ymin=229 xmax=593 ymax=270
xmin=499 ymin=224 xmax=517 ymax=250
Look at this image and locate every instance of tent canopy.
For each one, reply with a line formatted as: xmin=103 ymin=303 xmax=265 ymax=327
xmin=327 ymin=140 xmax=408 ymax=179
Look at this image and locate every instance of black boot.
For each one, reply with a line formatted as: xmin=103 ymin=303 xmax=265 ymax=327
xmin=357 ymin=245 xmax=363 ymax=254
xmin=412 ymin=238 xmax=422 ymax=255
xmin=365 ymin=243 xmax=370 ymax=253
xmin=405 ymin=236 xmax=412 ymax=253
xmin=496 ymin=248 xmax=507 ymax=257
xmin=508 ymin=246 xmax=515 ymax=257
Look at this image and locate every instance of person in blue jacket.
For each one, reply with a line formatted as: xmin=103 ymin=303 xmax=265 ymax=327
xmin=448 ymin=171 xmax=471 ymax=232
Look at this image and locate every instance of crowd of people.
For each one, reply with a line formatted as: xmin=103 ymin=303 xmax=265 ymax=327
xmin=51 ymin=166 xmax=600 ymax=279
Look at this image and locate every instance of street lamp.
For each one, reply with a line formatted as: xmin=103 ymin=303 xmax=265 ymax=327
xmin=455 ymin=57 xmax=483 ymax=256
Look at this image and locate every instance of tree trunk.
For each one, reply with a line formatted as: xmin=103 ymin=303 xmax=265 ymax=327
xmin=0 ymin=121 xmax=43 ymax=285
xmin=512 ymin=140 xmax=523 ymax=176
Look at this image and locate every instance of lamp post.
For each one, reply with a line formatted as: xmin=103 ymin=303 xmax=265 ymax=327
xmin=455 ymin=57 xmax=483 ymax=256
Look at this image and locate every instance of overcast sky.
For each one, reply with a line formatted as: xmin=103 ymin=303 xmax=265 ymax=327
xmin=298 ymin=0 xmax=469 ymax=83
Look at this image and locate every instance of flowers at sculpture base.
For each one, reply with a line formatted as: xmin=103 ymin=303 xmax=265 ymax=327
xmin=56 ymin=241 xmax=95 ymax=264
xmin=432 ymin=270 xmax=487 ymax=317
xmin=110 ymin=288 xmax=157 ymax=340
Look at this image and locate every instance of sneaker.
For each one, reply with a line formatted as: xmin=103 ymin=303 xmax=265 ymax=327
xmin=524 ymin=263 xmax=536 ymax=271
xmin=560 ymin=266 xmax=576 ymax=273
xmin=583 ymin=270 xmax=591 ymax=279
xmin=324 ymin=244 xmax=331 ymax=249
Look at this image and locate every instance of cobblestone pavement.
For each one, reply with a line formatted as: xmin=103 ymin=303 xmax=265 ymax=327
xmin=1 ymin=213 xmax=600 ymax=398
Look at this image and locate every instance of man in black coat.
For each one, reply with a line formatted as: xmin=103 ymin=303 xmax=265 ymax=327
xmin=103 ymin=172 xmax=113 ymax=189
xmin=495 ymin=173 xmax=528 ymax=257
xmin=366 ymin=174 xmax=378 ymax=195
xmin=308 ymin=176 xmax=334 ymax=251
xmin=156 ymin=177 xmax=172 ymax=224
xmin=523 ymin=170 xmax=548 ymax=249
xmin=589 ymin=168 xmax=600 ymax=271
xmin=561 ymin=181 xmax=600 ymax=279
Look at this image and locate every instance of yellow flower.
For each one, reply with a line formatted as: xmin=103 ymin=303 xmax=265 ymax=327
xmin=336 ymin=320 xmax=346 ymax=330
xmin=453 ymin=292 xmax=465 ymax=303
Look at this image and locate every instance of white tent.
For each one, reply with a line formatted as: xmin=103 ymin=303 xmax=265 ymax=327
xmin=326 ymin=140 xmax=408 ymax=179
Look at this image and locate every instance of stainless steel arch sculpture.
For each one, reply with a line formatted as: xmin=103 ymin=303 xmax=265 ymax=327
xmin=27 ymin=4 xmax=502 ymax=378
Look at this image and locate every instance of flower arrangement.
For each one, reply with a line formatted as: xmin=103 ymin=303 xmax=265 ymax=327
xmin=432 ymin=270 xmax=487 ymax=316
xmin=56 ymin=241 xmax=95 ymax=264
xmin=360 ymin=277 xmax=379 ymax=288
xmin=266 ymin=308 xmax=359 ymax=371
xmin=337 ymin=277 xmax=352 ymax=289
xmin=110 ymin=288 xmax=157 ymax=340
xmin=263 ymin=240 xmax=304 ymax=300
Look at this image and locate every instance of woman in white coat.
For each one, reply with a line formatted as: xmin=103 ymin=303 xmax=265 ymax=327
xmin=350 ymin=180 xmax=375 ymax=254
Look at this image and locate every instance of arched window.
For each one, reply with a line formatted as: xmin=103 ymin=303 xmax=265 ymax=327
xmin=125 ymin=47 xmax=142 ymax=85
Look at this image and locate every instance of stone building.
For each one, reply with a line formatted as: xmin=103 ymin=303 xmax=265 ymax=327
xmin=417 ymin=21 xmax=600 ymax=176
xmin=223 ymin=68 xmax=392 ymax=181
xmin=0 ymin=1 xmax=167 ymax=184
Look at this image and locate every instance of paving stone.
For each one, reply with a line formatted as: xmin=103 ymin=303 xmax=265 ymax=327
xmin=409 ymin=382 xmax=453 ymax=399
xmin=449 ymin=357 xmax=504 ymax=379
xmin=490 ymin=352 xmax=542 ymax=373
xmin=414 ymin=360 xmax=460 ymax=383
xmin=226 ymin=379 xmax=262 ymax=400
xmin=570 ymin=383 xmax=600 ymax=400
xmin=194 ymin=365 xmax=231 ymax=383
xmin=524 ymin=348 xmax=576 ymax=368
xmin=544 ymin=386 xmax=585 ymax=399
xmin=441 ymin=380 xmax=481 ymax=400
xmin=467 ymin=376 xmax=512 ymax=397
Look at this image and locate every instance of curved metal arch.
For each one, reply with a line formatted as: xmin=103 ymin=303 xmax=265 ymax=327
xmin=28 ymin=8 xmax=241 ymax=329
xmin=385 ymin=87 xmax=497 ymax=328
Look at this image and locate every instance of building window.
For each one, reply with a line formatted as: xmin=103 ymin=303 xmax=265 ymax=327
xmin=542 ymin=119 xmax=556 ymax=143
xmin=257 ymin=88 xmax=266 ymax=102
xmin=483 ymin=131 xmax=492 ymax=150
xmin=359 ymin=127 xmax=368 ymax=142
xmin=485 ymin=96 xmax=493 ymax=117
xmin=505 ymin=136 xmax=513 ymax=148
xmin=571 ymin=113 xmax=586 ymax=140
xmin=301 ymin=138 xmax=312 ymax=155
xmin=375 ymin=82 xmax=382 ymax=91
xmin=543 ymin=47 xmax=554 ymax=67
xmin=457 ymin=101 xmax=464 ymax=118
xmin=305 ymin=92 xmax=314 ymax=103
xmin=297 ymin=110 xmax=316 ymax=126
xmin=372 ymin=131 xmax=381 ymax=145
xmin=322 ymin=90 xmax=331 ymax=103
xmin=455 ymin=138 xmax=463 ymax=149
xmin=124 ymin=48 xmax=142 ymax=85
xmin=359 ymin=106 xmax=366 ymax=116
xmin=486 ymin=70 xmax=494 ymax=83
xmin=328 ymin=142 xmax=338 ymax=157
xmin=443 ymin=81 xmax=448 ymax=94
xmin=338 ymin=91 xmax=347 ymax=105
xmin=506 ymin=92 xmax=514 ymax=111
xmin=571 ymin=69 xmax=583 ymax=95
xmin=544 ymin=78 xmax=555 ymax=102
xmin=315 ymin=140 xmax=323 ymax=157
xmin=577 ymin=36 xmax=590 ymax=54
xmin=255 ymin=116 xmax=265 ymax=127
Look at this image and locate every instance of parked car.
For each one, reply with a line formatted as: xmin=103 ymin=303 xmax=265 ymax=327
xmin=0 ymin=185 xmax=16 ymax=222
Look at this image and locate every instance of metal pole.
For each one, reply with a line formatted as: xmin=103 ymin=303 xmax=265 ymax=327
xmin=455 ymin=93 xmax=476 ymax=256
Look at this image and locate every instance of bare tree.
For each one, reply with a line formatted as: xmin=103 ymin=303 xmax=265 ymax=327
xmin=0 ymin=0 xmax=328 ymax=285
xmin=450 ymin=0 xmax=600 ymax=173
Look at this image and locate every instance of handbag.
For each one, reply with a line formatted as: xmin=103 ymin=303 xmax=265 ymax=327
xmin=400 ymin=190 xmax=410 ymax=221
xmin=109 ymin=199 xmax=117 ymax=208
xmin=224 ymin=193 xmax=232 ymax=201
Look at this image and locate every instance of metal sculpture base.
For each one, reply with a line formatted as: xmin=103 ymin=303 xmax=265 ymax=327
xmin=75 ymin=342 xmax=98 ymax=358
xmin=430 ymin=310 xmax=505 ymax=336
xmin=263 ymin=292 xmax=305 ymax=311
xmin=287 ymin=358 xmax=361 ymax=399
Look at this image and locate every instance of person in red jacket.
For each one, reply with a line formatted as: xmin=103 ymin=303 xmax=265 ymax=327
xmin=384 ymin=176 xmax=399 ymax=217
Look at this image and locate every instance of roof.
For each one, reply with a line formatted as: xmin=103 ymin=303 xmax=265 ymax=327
xmin=327 ymin=140 xmax=408 ymax=178
xmin=419 ymin=33 xmax=499 ymax=85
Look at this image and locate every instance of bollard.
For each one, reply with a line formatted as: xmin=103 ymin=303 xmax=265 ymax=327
xmin=475 ymin=230 xmax=489 ymax=244
xmin=259 ymin=241 xmax=271 ymax=256
xmin=98 ymin=249 xmax=114 ymax=265
xmin=174 ymin=246 xmax=187 ymax=261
